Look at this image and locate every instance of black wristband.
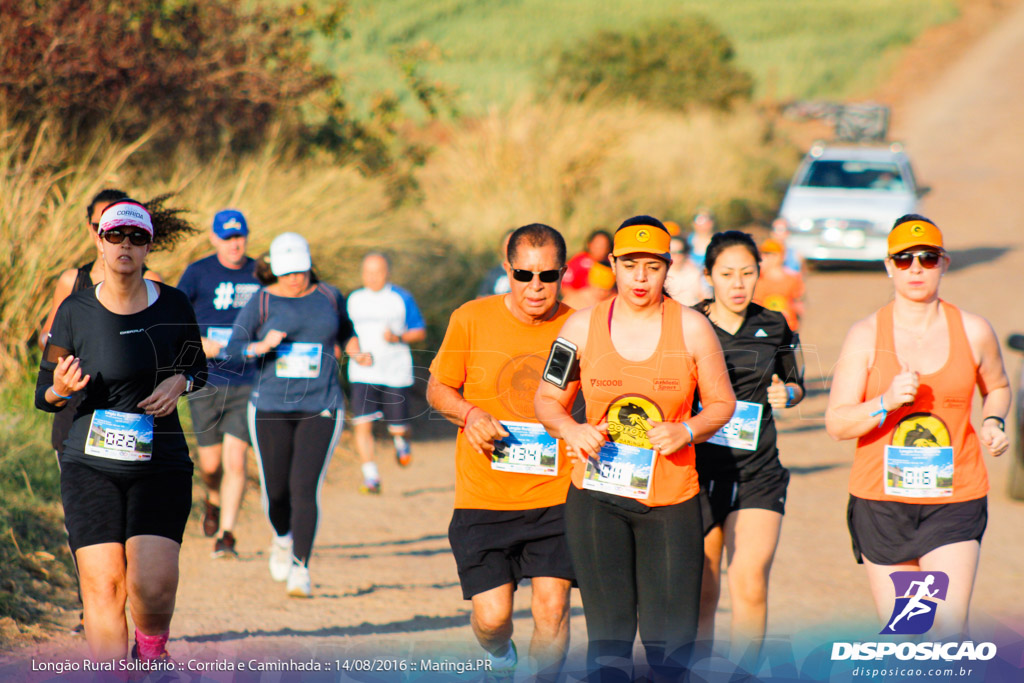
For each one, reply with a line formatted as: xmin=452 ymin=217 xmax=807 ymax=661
xmin=983 ymin=416 xmax=1005 ymax=431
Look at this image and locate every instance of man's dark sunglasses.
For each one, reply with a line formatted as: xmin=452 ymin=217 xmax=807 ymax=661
xmin=890 ymin=250 xmax=943 ymax=270
xmin=511 ymin=268 xmax=564 ymax=283
xmin=101 ymin=229 xmax=151 ymax=246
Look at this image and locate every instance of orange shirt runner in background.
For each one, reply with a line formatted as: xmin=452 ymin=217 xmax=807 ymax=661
xmin=754 ymin=239 xmax=805 ymax=331
xmin=429 ymin=295 xmax=574 ymax=510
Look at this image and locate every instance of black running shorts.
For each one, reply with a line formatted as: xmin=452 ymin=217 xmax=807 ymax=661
xmin=700 ymin=467 xmax=790 ymax=534
xmin=60 ymin=462 xmax=192 ymax=552
xmin=348 ymin=383 xmax=411 ymax=425
xmin=448 ymin=505 xmax=576 ymax=600
xmin=846 ymin=494 xmax=987 ymax=565
xmin=187 ymin=383 xmax=252 ymax=448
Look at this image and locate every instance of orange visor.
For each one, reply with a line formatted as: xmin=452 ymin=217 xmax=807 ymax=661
xmin=612 ymin=224 xmax=672 ymax=260
xmin=888 ymin=220 xmax=943 ymax=255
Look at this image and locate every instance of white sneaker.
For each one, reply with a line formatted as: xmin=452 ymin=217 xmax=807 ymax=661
xmin=269 ymin=535 xmax=293 ymax=582
xmin=286 ymin=564 xmax=311 ymax=598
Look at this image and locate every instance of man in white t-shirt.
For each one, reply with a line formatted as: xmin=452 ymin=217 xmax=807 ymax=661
xmin=345 ymin=253 xmax=427 ymax=493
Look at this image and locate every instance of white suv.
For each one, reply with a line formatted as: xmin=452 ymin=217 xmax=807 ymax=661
xmin=779 ymin=143 xmax=927 ymax=263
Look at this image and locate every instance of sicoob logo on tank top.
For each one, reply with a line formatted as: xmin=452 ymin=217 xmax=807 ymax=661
xmin=891 ymin=413 xmax=951 ymax=448
xmin=607 ymin=395 xmax=663 ymax=449
xmin=496 ymin=354 xmax=545 ymax=418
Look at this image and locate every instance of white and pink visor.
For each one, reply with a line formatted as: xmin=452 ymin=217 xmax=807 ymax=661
xmin=97 ymin=201 xmax=154 ymax=237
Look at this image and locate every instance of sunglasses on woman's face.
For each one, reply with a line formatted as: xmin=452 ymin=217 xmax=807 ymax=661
xmin=890 ymin=250 xmax=943 ymax=270
xmin=101 ymin=229 xmax=151 ymax=246
xmin=511 ymin=267 xmax=563 ymax=283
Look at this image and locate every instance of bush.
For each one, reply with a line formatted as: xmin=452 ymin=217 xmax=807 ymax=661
xmin=548 ymin=16 xmax=754 ymax=111
xmin=0 ymin=0 xmax=338 ymax=153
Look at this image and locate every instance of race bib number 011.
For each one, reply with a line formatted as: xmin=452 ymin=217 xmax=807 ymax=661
xmin=884 ymin=445 xmax=954 ymax=498
xmin=275 ymin=343 xmax=323 ymax=379
xmin=492 ymin=421 xmax=558 ymax=476
xmin=707 ymin=400 xmax=763 ymax=451
xmin=582 ymin=441 xmax=655 ymax=500
xmin=84 ymin=410 xmax=154 ymax=462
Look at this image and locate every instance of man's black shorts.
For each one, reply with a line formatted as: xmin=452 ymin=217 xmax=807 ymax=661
xmin=448 ymin=505 xmax=576 ymax=600
xmin=349 ymin=382 xmax=411 ymax=426
xmin=700 ymin=467 xmax=790 ymax=534
xmin=187 ymin=383 xmax=252 ymax=448
xmin=847 ymin=494 xmax=987 ymax=565
xmin=60 ymin=462 xmax=192 ymax=552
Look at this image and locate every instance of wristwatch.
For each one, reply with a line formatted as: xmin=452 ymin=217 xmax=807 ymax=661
xmin=184 ymin=374 xmax=195 ymax=394
xmin=785 ymin=385 xmax=797 ymax=408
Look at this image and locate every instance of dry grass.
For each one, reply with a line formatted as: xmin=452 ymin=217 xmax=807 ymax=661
xmin=416 ymin=96 xmax=799 ymax=249
xmin=0 ymin=118 xmax=155 ymax=377
xmin=0 ymin=118 xmax=479 ymax=376
xmin=1 ymin=101 xmax=798 ymax=375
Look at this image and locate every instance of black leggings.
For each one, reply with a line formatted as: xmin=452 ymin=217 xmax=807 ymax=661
xmin=565 ymin=485 xmax=704 ymax=682
xmin=249 ymin=408 xmax=344 ymax=565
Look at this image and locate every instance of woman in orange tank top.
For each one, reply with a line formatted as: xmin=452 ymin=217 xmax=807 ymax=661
xmin=536 ymin=216 xmax=735 ymax=681
xmin=826 ymin=214 xmax=1010 ymax=638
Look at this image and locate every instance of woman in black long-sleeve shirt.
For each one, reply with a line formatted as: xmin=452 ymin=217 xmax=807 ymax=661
xmin=35 ymin=200 xmax=205 ymax=664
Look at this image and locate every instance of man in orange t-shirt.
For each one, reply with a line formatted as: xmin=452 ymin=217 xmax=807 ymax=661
xmin=753 ymin=238 xmax=805 ymax=331
xmin=427 ymin=224 xmax=574 ymax=681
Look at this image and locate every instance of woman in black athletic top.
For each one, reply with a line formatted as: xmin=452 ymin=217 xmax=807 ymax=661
xmin=693 ymin=231 xmax=804 ymax=667
xmin=35 ymin=199 xmax=205 ymax=663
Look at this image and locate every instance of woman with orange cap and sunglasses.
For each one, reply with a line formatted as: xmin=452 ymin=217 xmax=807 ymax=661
xmin=826 ymin=214 xmax=1009 ymax=638
xmin=536 ymin=215 xmax=735 ymax=681
xmin=35 ymin=199 xmax=206 ymax=663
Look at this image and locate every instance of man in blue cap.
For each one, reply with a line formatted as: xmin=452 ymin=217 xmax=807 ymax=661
xmin=177 ymin=209 xmax=261 ymax=557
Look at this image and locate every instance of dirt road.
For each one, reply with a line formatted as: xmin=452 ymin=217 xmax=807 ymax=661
xmin=4 ymin=2 xmax=1024 ymax=681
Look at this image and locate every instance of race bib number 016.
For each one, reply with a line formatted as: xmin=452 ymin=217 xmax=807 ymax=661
xmin=275 ymin=343 xmax=323 ymax=379
xmin=582 ymin=441 xmax=655 ymax=500
xmin=492 ymin=421 xmax=558 ymax=476
xmin=884 ymin=445 xmax=954 ymax=498
xmin=84 ymin=410 xmax=155 ymax=462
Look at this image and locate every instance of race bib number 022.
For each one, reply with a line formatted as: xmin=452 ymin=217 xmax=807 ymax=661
xmin=84 ymin=410 xmax=155 ymax=462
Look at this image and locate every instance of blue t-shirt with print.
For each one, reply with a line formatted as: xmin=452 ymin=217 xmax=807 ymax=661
xmin=177 ymin=254 xmax=261 ymax=386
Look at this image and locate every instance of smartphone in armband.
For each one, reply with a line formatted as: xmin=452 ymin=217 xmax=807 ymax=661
xmin=543 ymin=337 xmax=579 ymax=389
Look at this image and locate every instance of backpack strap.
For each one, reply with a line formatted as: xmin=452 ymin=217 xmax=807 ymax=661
xmin=257 ymin=290 xmax=270 ymax=328
xmin=316 ymin=283 xmax=338 ymax=313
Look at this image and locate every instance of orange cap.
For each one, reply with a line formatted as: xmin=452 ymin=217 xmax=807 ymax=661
xmin=760 ymin=238 xmax=784 ymax=254
xmin=663 ymin=220 xmax=682 ymax=237
xmin=588 ymin=261 xmax=616 ymax=290
xmin=888 ymin=220 xmax=943 ymax=255
xmin=612 ymin=223 xmax=672 ymax=260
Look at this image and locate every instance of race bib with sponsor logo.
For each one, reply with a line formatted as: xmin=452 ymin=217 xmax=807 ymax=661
xmin=84 ymin=410 xmax=154 ymax=462
xmin=274 ymin=343 xmax=322 ymax=379
xmin=491 ymin=421 xmax=559 ymax=476
xmin=707 ymin=400 xmax=763 ymax=451
xmin=582 ymin=441 xmax=655 ymax=500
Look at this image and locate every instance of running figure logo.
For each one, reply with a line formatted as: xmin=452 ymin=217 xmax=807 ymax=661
xmin=882 ymin=571 xmax=949 ymax=635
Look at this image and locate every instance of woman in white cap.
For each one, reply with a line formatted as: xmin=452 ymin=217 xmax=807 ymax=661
xmin=827 ymin=214 xmax=1010 ymax=637
xmin=35 ymin=199 xmax=205 ymax=663
xmin=226 ymin=232 xmax=357 ymax=597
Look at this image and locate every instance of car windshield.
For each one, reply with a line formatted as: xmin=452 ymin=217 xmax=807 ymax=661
xmin=799 ymin=160 xmax=906 ymax=191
